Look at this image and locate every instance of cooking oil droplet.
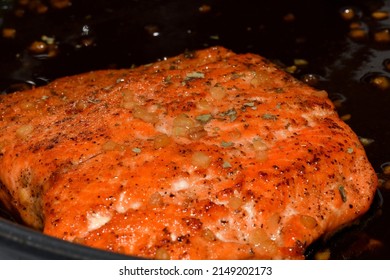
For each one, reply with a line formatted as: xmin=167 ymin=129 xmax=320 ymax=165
xmin=362 ymin=72 xmax=390 ymax=90
xmin=300 ymin=73 xmax=321 ymax=86
xmin=381 ymin=162 xmax=390 ymax=175
xmin=339 ymin=6 xmax=362 ymax=21
xmin=144 ymin=24 xmax=161 ymax=37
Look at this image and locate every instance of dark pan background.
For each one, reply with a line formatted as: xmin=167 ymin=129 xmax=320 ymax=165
xmin=0 ymin=0 xmax=389 ymax=259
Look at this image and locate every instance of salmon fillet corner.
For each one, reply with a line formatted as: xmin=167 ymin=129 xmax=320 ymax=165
xmin=0 ymin=46 xmax=378 ymax=259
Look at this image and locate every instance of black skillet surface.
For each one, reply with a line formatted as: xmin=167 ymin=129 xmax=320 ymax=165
xmin=0 ymin=0 xmax=389 ymax=259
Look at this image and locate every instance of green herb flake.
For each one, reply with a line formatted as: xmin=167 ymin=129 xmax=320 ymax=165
xmin=185 ymin=71 xmax=205 ymax=79
xmin=338 ymin=186 xmax=347 ymax=203
xmin=244 ymin=102 xmax=255 ymax=107
xmin=242 ymin=102 xmax=257 ymax=111
xmin=87 ymin=98 xmax=101 ymax=104
xmin=196 ymin=114 xmax=213 ymax=123
xmin=347 ymin=147 xmax=354 ymax=154
xmin=231 ymin=72 xmax=242 ymax=80
xmin=261 ymin=113 xmax=278 ymax=120
xmin=220 ymin=108 xmax=238 ymax=121
xmin=222 ymin=161 xmax=232 ymax=168
xmin=163 ymin=75 xmax=173 ymax=84
xmin=221 ymin=141 xmax=234 ymax=148
xmin=132 ymin=147 xmax=142 ymax=154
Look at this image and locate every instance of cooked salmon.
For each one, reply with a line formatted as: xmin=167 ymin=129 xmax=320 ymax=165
xmin=0 ymin=46 xmax=377 ymax=259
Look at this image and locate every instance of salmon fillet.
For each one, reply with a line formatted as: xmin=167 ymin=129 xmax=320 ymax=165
xmin=0 ymin=47 xmax=377 ymax=259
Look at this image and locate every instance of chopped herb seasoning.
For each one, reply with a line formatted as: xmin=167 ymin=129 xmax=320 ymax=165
xmin=163 ymin=76 xmax=173 ymax=84
xmin=222 ymin=161 xmax=232 ymax=168
xmin=243 ymin=102 xmax=256 ymax=107
xmin=261 ymin=113 xmax=278 ymax=120
xmin=87 ymin=98 xmax=101 ymax=104
xmin=196 ymin=114 xmax=213 ymax=123
xmin=338 ymin=186 xmax=347 ymax=202
xmin=182 ymin=72 xmax=205 ymax=85
xmin=231 ymin=72 xmax=242 ymax=80
xmin=221 ymin=141 xmax=234 ymax=148
xmin=220 ymin=108 xmax=238 ymax=121
xmin=347 ymin=147 xmax=354 ymax=154
xmin=241 ymin=102 xmax=257 ymax=111
xmin=132 ymin=147 xmax=142 ymax=154
xmin=185 ymin=71 xmax=205 ymax=80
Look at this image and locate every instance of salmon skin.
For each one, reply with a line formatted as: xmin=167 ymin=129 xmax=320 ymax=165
xmin=0 ymin=47 xmax=377 ymax=259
